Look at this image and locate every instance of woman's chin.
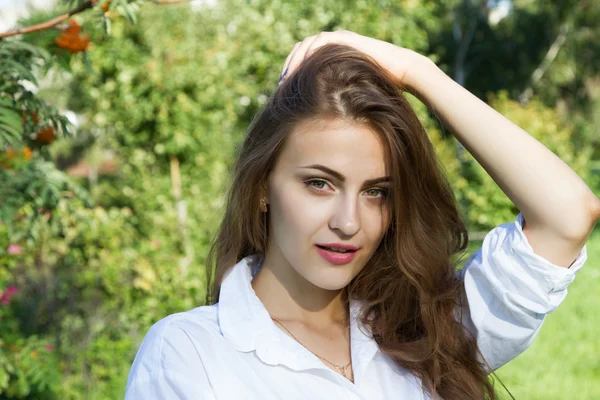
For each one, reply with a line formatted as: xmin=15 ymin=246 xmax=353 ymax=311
xmin=305 ymin=267 xmax=357 ymax=292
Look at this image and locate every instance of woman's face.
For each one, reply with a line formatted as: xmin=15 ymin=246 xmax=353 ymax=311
xmin=265 ymin=116 xmax=391 ymax=291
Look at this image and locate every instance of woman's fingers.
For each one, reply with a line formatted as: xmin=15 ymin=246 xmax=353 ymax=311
xmin=304 ymin=31 xmax=330 ymax=61
xmin=285 ymin=35 xmax=316 ymax=77
xmin=279 ymin=31 xmax=354 ymax=84
xmin=278 ymin=29 xmax=416 ymax=87
xmin=280 ymin=42 xmax=301 ymax=81
xmin=281 ymin=35 xmax=317 ymax=82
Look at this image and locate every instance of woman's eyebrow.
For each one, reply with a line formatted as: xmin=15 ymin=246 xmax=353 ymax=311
xmin=298 ymin=164 xmax=391 ymax=186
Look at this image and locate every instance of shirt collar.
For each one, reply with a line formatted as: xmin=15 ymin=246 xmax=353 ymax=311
xmin=217 ymin=254 xmax=379 ymax=380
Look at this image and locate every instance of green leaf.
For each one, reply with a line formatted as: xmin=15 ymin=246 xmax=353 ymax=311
xmin=0 ymin=59 xmax=38 ymax=85
xmin=83 ymin=51 xmax=94 ymax=73
xmin=103 ymin=14 xmax=112 ymax=35
xmin=0 ymin=109 xmax=22 ymax=127
xmin=0 ymin=40 xmax=47 ymax=59
xmin=0 ymin=100 xmax=23 ymax=141
xmin=60 ymin=118 xmax=70 ymax=137
xmin=121 ymin=3 xmax=138 ymax=24
xmin=0 ymin=97 xmax=15 ymax=107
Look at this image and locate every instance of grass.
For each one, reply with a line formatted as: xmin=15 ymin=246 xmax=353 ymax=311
xmin=487 ymin=228 xmax=600 ymax=399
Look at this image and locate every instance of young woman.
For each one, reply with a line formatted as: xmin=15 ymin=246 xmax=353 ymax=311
xmin=125 ymin=31 xmax=599 ymax=399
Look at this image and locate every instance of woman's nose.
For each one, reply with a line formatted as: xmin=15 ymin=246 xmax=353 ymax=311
xmin=329 ymin=194 xmax=360 ymax=237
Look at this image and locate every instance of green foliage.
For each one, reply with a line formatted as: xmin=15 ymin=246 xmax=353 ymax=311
xmin=0 ymin=12 xmax=90 ymax=398
xmin=0 ymin=159 xmax=92 ymax=243
xmin=0 ymin=0 xmax=598 ymax=399
xmin=1 ymin=230 xmax=61 ymax=399
xmin=0 ymin=41 xmax=43 ymax=145
xmin=427 ymin=0 xmax=600 ymax=161
xmin=0 ymin=335 xmax=60 ymax=399
xmin=0 ymin=40 xmax=70 ymax=150
xmin=1 ymin=193 xmax=207 ymax=399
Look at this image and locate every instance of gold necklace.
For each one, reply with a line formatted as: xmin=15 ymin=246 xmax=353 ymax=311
xmin=271 ymin=316 xmax=352 ymax=380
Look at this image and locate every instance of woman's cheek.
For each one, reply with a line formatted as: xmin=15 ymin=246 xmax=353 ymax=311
xmin=277 ymin=187 xmax=313 ymax=227
xmin=292 ymin=193 xmax=325 ymax=225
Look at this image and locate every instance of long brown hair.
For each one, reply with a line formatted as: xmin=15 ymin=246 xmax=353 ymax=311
xmin=206 ymin=44 xmax=500 ymax=399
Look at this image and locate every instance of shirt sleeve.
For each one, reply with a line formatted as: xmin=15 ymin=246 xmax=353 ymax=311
xmin=124 ymin=316 xmax=216 ymax=399
xmin=457 ymin=212 xmax=587 ymax=372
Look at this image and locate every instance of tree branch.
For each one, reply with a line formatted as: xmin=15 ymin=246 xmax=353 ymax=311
xmin=0 ymin=1 xmax=95 ymax=39
xmin=519 ymin=23 xmax=569 ymax=104
xmin=0 ymin=0 xmax=192 ymax=40
xmin=454 ymin=16 xmax=478 ymax=87
xmin=516 ymin=0 xmax=593 ymax=105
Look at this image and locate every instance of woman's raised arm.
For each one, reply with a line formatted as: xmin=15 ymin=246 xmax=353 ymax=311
xmin=280 ymin=30 xmax=600 ymax=268
xmin=404 ymin=55 xmax=599 ymax=268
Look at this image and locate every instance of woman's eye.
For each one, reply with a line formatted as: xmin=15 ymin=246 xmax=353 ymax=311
xmin=365 ymin=188 xmax=387 ymax=198
xmin=305 ymin=179 xmax=330 ymax=191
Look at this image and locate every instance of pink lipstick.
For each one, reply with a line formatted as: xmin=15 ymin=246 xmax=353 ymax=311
xmin=315 ymin=244 xmax=359 ymax=265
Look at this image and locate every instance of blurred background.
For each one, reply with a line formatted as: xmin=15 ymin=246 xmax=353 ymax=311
xmin=0 ymin=0 xmax=598 ymax=399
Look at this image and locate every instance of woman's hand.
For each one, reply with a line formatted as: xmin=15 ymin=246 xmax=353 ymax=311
xmin=278 ymin=30 xmax=433 ymax=91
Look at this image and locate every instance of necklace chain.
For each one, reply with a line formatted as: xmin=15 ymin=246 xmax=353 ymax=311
xmin=271 ymin=317 xmax=352 ymax=379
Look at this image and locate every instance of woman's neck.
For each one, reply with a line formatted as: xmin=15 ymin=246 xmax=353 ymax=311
xmin=251 ymin=253 xmax=349 ymax=330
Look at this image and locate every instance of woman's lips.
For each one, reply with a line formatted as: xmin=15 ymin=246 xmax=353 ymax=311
xmin=315 ymin=245 xmax=358 ymax=265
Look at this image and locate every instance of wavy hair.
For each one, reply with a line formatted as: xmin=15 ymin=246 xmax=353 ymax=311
xmin=206 ymin=43 xmax=501 ymax=399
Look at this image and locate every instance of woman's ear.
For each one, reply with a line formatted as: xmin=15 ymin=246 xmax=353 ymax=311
xmin=260 ymin=183 xmax=270 ymax=204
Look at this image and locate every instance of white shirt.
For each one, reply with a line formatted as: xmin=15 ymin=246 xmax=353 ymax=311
xmin=125 ymin=213 xmax=587 ymax=399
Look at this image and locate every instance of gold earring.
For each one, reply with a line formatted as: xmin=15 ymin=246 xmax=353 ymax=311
xmin=259 ymin=197 xmax=268 ymax=212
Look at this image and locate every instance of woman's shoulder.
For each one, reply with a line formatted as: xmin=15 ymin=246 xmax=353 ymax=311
xmin=145 ymin=303 xmax=221 ymax=347
xmin=129 ymin=304 xmax=221 ymax=374
xmin=125 ymin=304 xmax=221 ymax=397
